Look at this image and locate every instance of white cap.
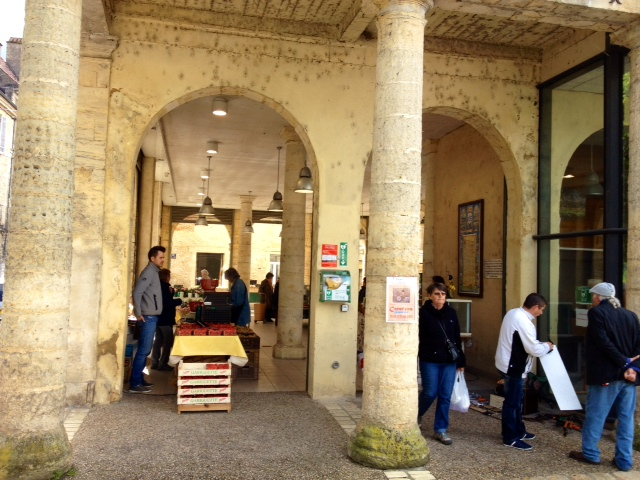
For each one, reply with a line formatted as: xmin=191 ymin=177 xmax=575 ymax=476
xmin=589 ymin=282 xmax=616 ymax=298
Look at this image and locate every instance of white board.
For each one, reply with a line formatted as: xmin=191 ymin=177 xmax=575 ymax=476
xmin=539 ymin=347 xmax=582 ymax=411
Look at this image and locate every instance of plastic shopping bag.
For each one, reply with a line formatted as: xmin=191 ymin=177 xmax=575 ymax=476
xmin=450 ymin=371 xmax=470 ymax=413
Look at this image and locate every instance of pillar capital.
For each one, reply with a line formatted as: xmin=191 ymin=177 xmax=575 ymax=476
xmin=376 ymin=0 xmax=434 ymax=17
xmin=610 ymin=19 xmax=640 ymax=50
xmin=238 ymin=194 xmax=256 ymax=204
xmin=280 ymin=126 xmax=302 ymax=144
xmin=80 ymin=33 xmax=118 ymax=59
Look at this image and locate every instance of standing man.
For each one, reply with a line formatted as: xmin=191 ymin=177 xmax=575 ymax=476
xmin=130 ymin=245 xmax=166 ymax=393
xmin=259 ymin=272 xmax=275 ymax=322
xmin=569 ymin=282 xmax=640 ymax=471
xmin=495 ymin=293 xmax=554 ymax=451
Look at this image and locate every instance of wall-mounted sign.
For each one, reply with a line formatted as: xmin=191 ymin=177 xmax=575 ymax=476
xmin=321 ymin=244 xmax=338 ymax=268
xmin=484 ymin=259 xmax=502 ymax=279
xmin=385 ymin=277 xmax=418 ymax=324
xmin=339 ymin=242 xmax=348 ymax=267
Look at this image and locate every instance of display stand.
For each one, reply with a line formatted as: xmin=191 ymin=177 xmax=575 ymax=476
xmin=177 ymin=360 xmax=232 ymax=413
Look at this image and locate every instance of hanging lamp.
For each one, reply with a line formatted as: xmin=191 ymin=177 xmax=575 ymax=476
xmin=212 ymin=98 xmax=227 ymax=116
xmin=359 ymin=203 xmax=366 ymax=239
xmin=268 ymin=146 xmax=284 ymax=212
xmin=206 ymin=141 xmax=219 ymax=154
xmin=243 ymin=191 xmax=255 ymax=233
xmin=294 ymin=161 xmax=314 ymax=193
xmin=195 ymin=215 xmax=208 ymax=227
xmin=585 ymin=141 xmax=603 ymax=196
xmin=199 ymin=156 xmax=216 ymax=216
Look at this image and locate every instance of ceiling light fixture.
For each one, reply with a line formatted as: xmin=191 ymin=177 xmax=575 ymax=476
xmin=198 ymin=179 xmax=206 ymax=196
xmin=199 ymin=156 xmax=216 ymax=216
xmin=195 ymin=215 xmax=208 ymax=227
xmin=200 ymin=169 xmax=209 ymax=179
xmin=294 ymin=163 xmax=314 ymax=193
xmin=206 ymin=141 xmax=219 ymax=154
xmin=243 ymin=191 xmax=254 ymax=233
xmin=212 ymin=98 xmax=227 ymax=116
xmin=585 ymin=141 xmax=603 ymax=196
xmin=268 ymin=146 xmax=284 ymax=212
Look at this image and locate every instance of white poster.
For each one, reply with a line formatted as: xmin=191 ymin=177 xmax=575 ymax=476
xmin=539 ymin=347 xmax=582 ymax=411
xmin=385 ymin=277 xmax=419 ymax=324
xmin=576 ymin=308 xmax=589 ymax=328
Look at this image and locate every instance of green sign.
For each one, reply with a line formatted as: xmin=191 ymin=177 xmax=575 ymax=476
xmin=576 ymin=286 xmax=591 ymax=304
xmin=339 ymin=242 xmax=348 ymax=267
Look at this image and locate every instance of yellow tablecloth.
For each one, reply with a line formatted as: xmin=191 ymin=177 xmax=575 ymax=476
xmin=169 ymin=335 xmax=248 ymax=367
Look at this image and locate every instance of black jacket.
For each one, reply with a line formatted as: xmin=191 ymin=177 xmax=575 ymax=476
xmin=158 ymin=280 xmax=183 ymax=327
xmin=586 ymin=300 xmax=640 ymax=385
xmin=418 ymin=300 xmax=466 ymax=368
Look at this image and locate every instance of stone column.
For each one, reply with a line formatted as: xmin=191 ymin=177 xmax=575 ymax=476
xmin=0 ymin=0 xmax=82 ymax=477
xmin=421 ymin=139 xmax=438 ymax=298
xmin=611 ymin=23 xmax=640 ymax=448
xmin=273 ymin=127 xmax=307 ymax=359
xmin=348 ymin=0 xmax=431 ymax=469
xmin=136 ymin=156 xmax=156 ymax=275
xmin=161 ymin=205 xmax=172 ymax=264
xmin=237 ymin=195 xmax=255 ymax=285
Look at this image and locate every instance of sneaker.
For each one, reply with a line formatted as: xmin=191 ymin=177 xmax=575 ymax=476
xmin=432 ymin=432 xmax=453 ymax=445
xmin=521 ymin=432 xmax=536 ymax=441
xmin=142 ymin=380 xmax=154 ymax=387
xmin=504 ymin=439 xmax=532 ymax=451
xmin=568 ymin=451 xmax=600 ymax=465
xmin=128 ymin=385 xmax=152 ymax=394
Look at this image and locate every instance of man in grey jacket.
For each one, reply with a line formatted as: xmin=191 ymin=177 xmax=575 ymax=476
xmin=130 ymin=246 xmax=166 ymax=393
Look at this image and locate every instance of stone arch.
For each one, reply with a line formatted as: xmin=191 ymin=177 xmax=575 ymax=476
xmin=96 ymin=86 xmax=319 ymax=403
xmin=421 ymin=105 xmax=527 ymax=339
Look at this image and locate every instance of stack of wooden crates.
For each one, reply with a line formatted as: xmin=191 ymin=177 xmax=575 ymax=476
xmin=177 ymin=360 xmax=232 ymax=413
xmin=234 ymin=333 xmax=260 ymax=380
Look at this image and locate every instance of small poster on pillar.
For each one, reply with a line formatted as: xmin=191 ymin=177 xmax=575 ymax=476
xmin=385 ymin=277 xmax=419 ymax=324
xmin=321 ymin=244 xmax=338 ymax=268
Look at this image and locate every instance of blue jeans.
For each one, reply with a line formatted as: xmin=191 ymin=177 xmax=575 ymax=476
xmin=130 ymin=316 xmax=158 ymax=387
xmin=501 ymin=373 xmax=526 ymax=444
xmin=582 ymin=381 xmax=636 ymax=470
xmin=418 ymin=361 xmax=457 ymax=433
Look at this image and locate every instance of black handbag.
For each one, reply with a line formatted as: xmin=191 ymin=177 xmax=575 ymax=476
xmin=439 ymin=320 xmax=459 ymax=362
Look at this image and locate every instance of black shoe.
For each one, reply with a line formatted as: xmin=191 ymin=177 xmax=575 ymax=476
xmin=568 ymin=451 xmax=600 ymax=465
xmin=150 ymin=365 xmax=159 ymax=370
xmin=264 ymin=319 xmax=274 ymax=323
xmin=521 ymin=432 xmax=536 ymax=441
xmin=158 ymin=365 xmax=174 ymax=371
xmin=128 ymin=385 xmax=152 ymax=394
xmin=504 ymin=439 xmax=532 ymax=451
xmin=142 ymin=380 xmax=154 ymax=387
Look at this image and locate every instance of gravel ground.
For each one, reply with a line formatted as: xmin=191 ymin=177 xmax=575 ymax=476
xmin=421 ymin=406 xmax=640 ymax=479
xmin=70 ymin=391 xmax=640 ymax=480
xmin=70 ymin=392 xmax=385 ymax=480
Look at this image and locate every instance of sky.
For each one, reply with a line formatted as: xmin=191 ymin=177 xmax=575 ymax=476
xmin=0 ymin=0 xmax=26 ymax=59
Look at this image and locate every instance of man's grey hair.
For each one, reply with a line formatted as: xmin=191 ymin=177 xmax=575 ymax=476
xmin=595 ymin=293 xmax=622 ymax=309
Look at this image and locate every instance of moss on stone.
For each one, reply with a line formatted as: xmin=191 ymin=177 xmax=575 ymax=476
xmin=347 ymin=424 xmax=429 ymax=469
xmin=0 ymin=431 xmax=72 ymax=480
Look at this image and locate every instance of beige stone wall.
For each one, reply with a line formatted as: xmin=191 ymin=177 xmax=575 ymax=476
xmin=432 ymin=124 xmax=504 ymax=377
xmin=0 ymin=98 xmax=15 ymax=285
xmin=541 ymin=31 xmax=606 ymax=83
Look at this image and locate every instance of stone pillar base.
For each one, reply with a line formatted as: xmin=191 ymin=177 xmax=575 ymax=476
xmin=1 ymin=429 xmax=73 ymax=479
xmin=348 ymin=425 xmax=429 ymax=469
xmin=272 ymin=343 xmax=307 ymax=359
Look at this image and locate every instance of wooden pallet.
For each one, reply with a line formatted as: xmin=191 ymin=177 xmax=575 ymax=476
xmin=178 ymin=403 xmax=232 ymax=414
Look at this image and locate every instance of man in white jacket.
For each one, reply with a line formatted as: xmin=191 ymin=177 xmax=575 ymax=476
xmin=495 ymin=293 xmax=554 ymax=451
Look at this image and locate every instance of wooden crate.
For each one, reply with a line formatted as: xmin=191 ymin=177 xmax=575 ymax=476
xmin=177 ymin=360 xmax=232 ymax=413
xmin=232 ymin=349 xmax=259 ymax=380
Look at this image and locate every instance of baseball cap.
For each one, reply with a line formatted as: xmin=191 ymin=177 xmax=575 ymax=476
xmin=589 ymin=282 xmax=616 ymax=298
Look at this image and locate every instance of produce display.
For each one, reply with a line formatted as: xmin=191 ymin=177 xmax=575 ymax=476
xmin=176 ymin=323 xmax=237 ymax=336
xmin=177 ymin=360 xmax=232 ymax=413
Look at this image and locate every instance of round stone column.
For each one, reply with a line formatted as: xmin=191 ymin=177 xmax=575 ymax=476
xmin=348 ymin=0 xmax=431 ymax=469
xmin=421 ymin=139 xmax=438 ymax=297
xmin=273 ymin=127 xmax=307 ymax=359
xmin=0 ymin=0 xmax=82 ymax=477
xmin=237 ymin=194 xmax=255 ymax=286
xmin=136 ymin=156 xmax=156 ymax=275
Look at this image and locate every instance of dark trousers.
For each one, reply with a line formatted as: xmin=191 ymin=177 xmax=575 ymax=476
xmin=501 ymin=373 xmax=526 ymax=443
xmin=151 ymin=325 xmax=175 ymax=368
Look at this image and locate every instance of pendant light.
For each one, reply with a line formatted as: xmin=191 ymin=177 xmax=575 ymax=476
xmin=195 ymin=215 xmax=208 ymax=227
xmin=268 ymin=146 xmax=284 ymax=212
xmin=199 ymin=156 xmax=215 ymax=216
xmin=359 ymin=203 xmax=366 ymax=239
xmin=212 ymin=98 xmax=227 ymax=116
xmin=294 ymin=161 xmax=314 ymax=193
xmin=243 ymin=191 xmax=255 ymax=233
xmin=206 ymin=141 xmax=219 ymax=154
xmin=585 ymin=141 xmax=603 ymax=196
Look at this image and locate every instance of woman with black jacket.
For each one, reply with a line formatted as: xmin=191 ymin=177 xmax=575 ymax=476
xmin=418 ymin=282 xmax=466 ymax=445
xmin=151 ymin=268 xmax=183 ymax=371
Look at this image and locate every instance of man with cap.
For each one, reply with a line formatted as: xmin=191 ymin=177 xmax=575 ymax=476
xmin=569 ymin=282 xmax=640 ymax=471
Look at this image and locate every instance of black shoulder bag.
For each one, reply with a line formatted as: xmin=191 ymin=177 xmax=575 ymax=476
xmin=439 ymin=320 xmax=459 ymax=363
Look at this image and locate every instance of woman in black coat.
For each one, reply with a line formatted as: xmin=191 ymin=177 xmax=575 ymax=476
xmin=418 ymin=282 xmax=466 ymax=445
xmin=151 ymin=268 xmax=183 ymax=371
